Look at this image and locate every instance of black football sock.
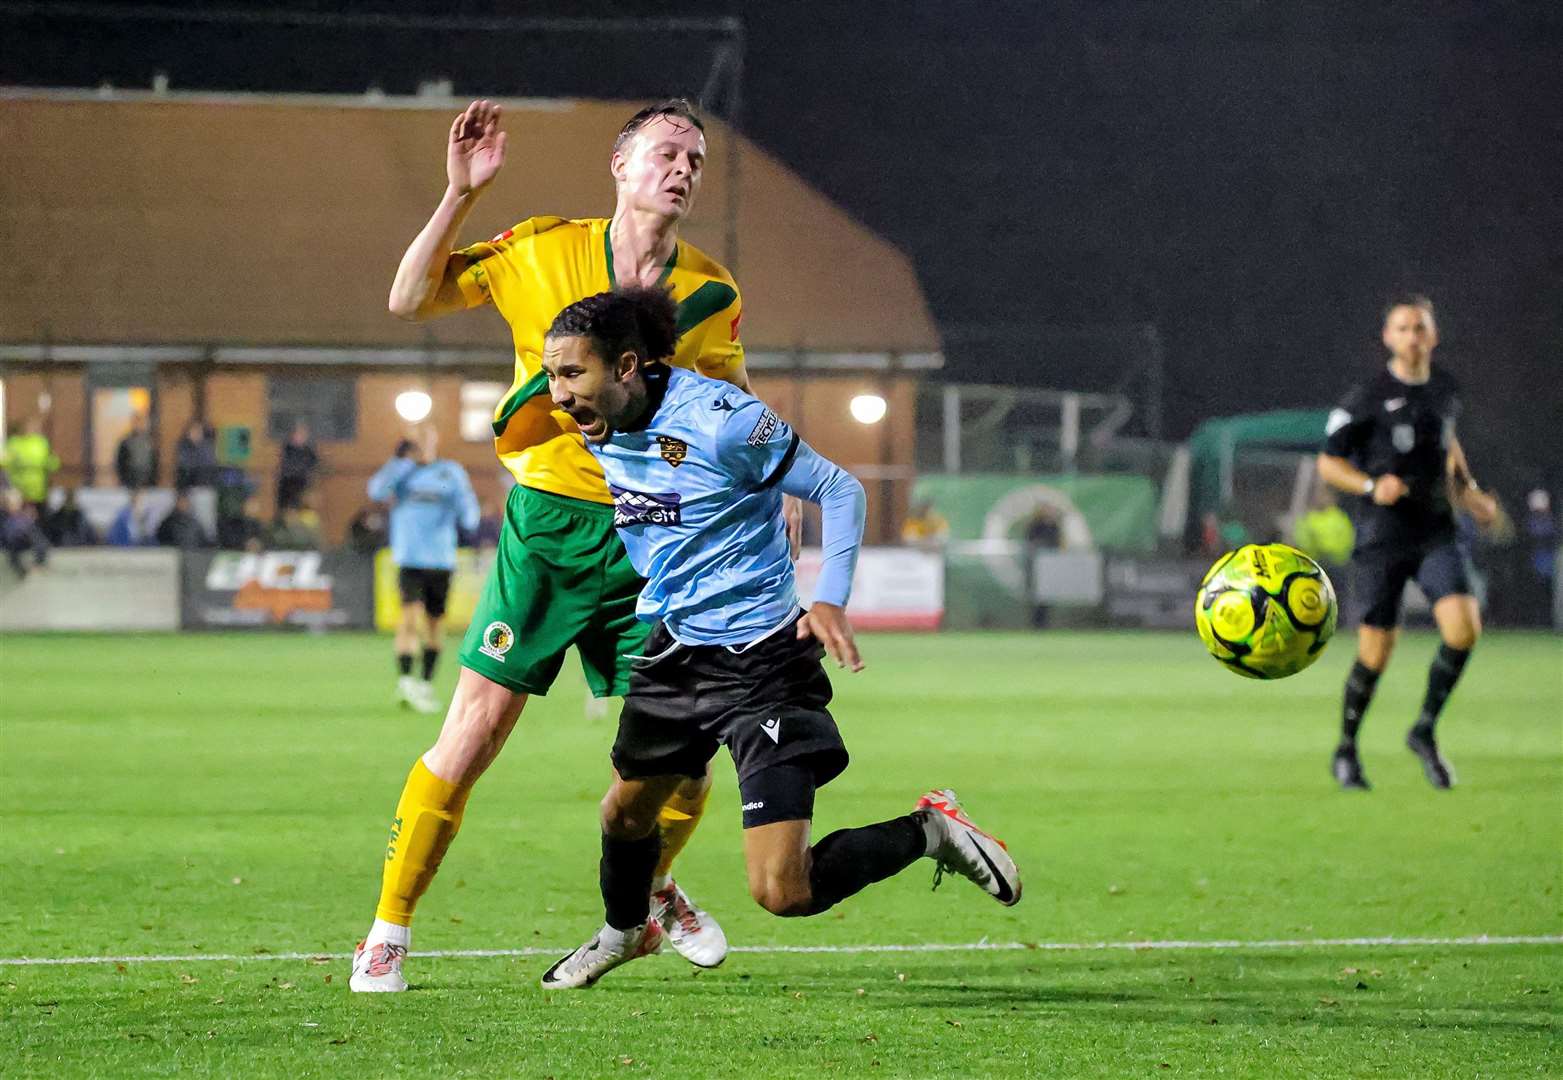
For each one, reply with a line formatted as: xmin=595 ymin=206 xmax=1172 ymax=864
xmin=803 ymin=815 xmax=928 ymax=916
xmin=1413 ymin=644 xmax=1471 ymax=737
xmin=1340 ymin=661 xmax=1381 ymax=747
xmin=421 ymin=647 xmax=440 ymax=682
xmin=600 ymin=833 xmax=661 ymax=931
xmin=397 ymin=653 xmax=413 ymax=677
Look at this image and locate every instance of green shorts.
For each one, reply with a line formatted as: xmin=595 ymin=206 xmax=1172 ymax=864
xmin=459 ymin=485 xmax=652 ymax=698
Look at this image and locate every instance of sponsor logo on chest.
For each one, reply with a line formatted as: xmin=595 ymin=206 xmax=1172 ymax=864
xmin=610 ymin=485 xmax=683 ymax=527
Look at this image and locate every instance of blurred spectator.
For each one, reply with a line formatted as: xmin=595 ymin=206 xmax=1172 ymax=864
xmin=174 ymin=420 xmax=219 ymax=489
xmin=267 ymin=505 xmax=321 ymax=550
xmin=296 ymin=489 xmax=323 ymax=536
xmin=1524 ymin=489 xmax=1556 ymax=569
xmin=107 ymin=491 xmax=156 ymax=546
xmin=115 ymin=413 xmax=159 ymax=490
xmin=1022 ymin=505 xmax=1063 ymax=629
xmin=1 ymin=487 xmax=50 ymax=577
xmin=155 ymin=490 xmax=212 ymax=549
xmin=1294 ymin=487 xmax=1355 ymax=568
xmin=218 ymin=494 xmax=267 ymax=552
xmin=276 ymin=420 xmax=320 ymax=513
xmin=1 ymin=415 xmax=61 ymax=512
xmin=900 ymin=499 xmax=949 ymax=549
xmin=42 ymin=487 xmax=99 ymax=547
xmin=348 ymin=501 xmax=390 ymax=554
xmin=473 ymin=497 xmax=503 ymax=549
xmin=1524 ymin=487 xmax=1557 ymax=591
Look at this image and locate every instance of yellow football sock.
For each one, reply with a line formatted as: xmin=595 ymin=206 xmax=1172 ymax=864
xmin=653 ymin=781 xmax=710 ymax=881
xmin=374 ymin=758 xmax=472 ymax=927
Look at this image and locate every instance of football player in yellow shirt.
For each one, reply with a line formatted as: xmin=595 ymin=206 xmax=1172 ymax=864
xmin=353 ymin=98 xmax=792 ymax=991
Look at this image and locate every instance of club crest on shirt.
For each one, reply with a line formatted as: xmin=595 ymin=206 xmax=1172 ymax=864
xmin=1392 ymin=423 xmax=1416 ymax=453
xmin=610 ymin=485 xmax=683 ymax=527
xmin=656 ymin=435 xmax=688 ymax=468
xmin=747 ymin=410 xmax=780 ymax=447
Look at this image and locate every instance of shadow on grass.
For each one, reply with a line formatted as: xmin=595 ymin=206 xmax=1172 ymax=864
xmin=563 ymin=948 xmax=1563 ymax=1039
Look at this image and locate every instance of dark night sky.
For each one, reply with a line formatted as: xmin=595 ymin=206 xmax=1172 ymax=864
xmin=5 ymin=1 xmax=1561 ymax=493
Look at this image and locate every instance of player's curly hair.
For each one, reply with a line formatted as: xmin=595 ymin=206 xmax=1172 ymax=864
xmin=614 ymin=98 xmax=705 ymax=155
xmin=546 ymin=288 xmax=681 ymax=366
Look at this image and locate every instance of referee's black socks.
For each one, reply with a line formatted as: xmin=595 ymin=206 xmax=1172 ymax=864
xmin=1414 ymin=644 xmax=1472 ymax=737
xmin=421 ymin=647 xmax=440 ymax=682
xmin=1340 ymin=661 xmax=1382 ymax=747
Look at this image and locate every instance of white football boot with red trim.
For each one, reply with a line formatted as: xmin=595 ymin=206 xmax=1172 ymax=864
xmin=650 ymin=880 xmax=728 ymax=968
xmin=350 ymin=940 xmax=409 ymax=992
xmin=916 ymin=789 xmax=1022 ymax=906
xmin=540 ymin=919 xmax=665 ymax=989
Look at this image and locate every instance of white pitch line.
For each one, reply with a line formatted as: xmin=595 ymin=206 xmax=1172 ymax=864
xmin=2 ymin=934 xmax=1559 ymax=967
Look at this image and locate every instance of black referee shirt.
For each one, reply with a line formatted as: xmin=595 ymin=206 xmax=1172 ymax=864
xmin=1322 ymin=365 xmax=1461 ymax=551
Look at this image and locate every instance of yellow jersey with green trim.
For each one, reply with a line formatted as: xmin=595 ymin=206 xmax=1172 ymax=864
xmin=454 ymin=216 xmax=745 ymax=503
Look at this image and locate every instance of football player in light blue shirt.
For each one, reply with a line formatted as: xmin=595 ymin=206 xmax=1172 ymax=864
xmin=533 ymin=288 xmax=1023 ymax=990
xmin=368 ymin=424 xmax=480 ymax=713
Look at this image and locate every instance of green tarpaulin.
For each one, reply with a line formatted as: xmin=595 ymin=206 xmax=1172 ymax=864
xmin=1187 ymin=409 xmax=1329 ymax=520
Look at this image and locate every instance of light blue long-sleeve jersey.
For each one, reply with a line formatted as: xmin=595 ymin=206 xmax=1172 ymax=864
xmin=367 ymin=456 xmax=480 ymax=571
xmin=587 ymin=365 xmax=866 ymax=646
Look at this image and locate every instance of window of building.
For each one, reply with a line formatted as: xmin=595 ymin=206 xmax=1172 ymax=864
xmin=267 ymin=375 xmax=357 ymax=441
xmin=460 ymin=381 xmax=508 ymax=442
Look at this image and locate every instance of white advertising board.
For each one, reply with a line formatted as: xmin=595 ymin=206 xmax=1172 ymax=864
xmin=794 ymin=547 xmax=944 ymax=630
xmin=0 ymin=549 xmax=181 ymax=631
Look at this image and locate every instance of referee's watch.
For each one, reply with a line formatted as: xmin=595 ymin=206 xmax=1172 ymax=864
xmin=1361 ymin=477 xmax=1376 ymax=495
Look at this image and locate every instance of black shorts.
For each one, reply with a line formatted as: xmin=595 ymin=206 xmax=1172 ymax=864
xmin=398 ymin=567 xmax=453 ymax=619
xmin=1353 ymin=540 xmax=1474 ymax=629
xmin=612 ymin=614 xmax=850 ymax=828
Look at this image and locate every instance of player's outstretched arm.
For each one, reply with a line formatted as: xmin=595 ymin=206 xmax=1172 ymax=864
xmin=367 ymin=454 xmax=416 ymax=502
xmin=388 ymin=100 xmax=508 ymax=321
xmin=779 ymin=442 xmax=867 ymax=672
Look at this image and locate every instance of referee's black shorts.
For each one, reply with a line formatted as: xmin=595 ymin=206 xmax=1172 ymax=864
xmin=1353 ymin=539 xmax=1474 ymax=629
xmin=612 ymin=613 xmax=850 ymax=828
xmin=397 ymin=566 xmax=454 ymax=619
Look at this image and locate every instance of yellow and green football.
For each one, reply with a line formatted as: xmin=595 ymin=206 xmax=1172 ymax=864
xmin=1194 ymin=543 xmax=1337 ymax=679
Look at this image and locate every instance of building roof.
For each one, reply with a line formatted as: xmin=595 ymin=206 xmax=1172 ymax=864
xmin=0 ymin=92 xmax=940 ymax=355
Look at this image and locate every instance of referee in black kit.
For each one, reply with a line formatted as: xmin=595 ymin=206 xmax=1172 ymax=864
xmin=1316 ymin=295 xmax=1500 ymax=791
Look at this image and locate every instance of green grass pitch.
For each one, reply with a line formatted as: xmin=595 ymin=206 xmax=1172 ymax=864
xmin=2 ymin=630 xmax=1559 ymax=1078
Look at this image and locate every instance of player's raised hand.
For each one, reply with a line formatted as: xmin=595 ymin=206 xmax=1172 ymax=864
xmin=798 ymin=602 xmax=863 ymax=673
xmin=448 ymin=100 xmax=507 ymax=195
xmin=1371 ymin=474 xmax=1408 ymax=506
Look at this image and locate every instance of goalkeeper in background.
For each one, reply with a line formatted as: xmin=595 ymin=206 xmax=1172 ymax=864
xmin=368 ymin=424 xmax=480 ymax=714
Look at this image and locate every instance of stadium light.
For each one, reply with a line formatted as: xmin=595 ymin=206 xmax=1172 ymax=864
xmin=395 ymin=390 xmax=433 ymax=423
xmin=849 ymin=393 xmax=887 ymax=425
